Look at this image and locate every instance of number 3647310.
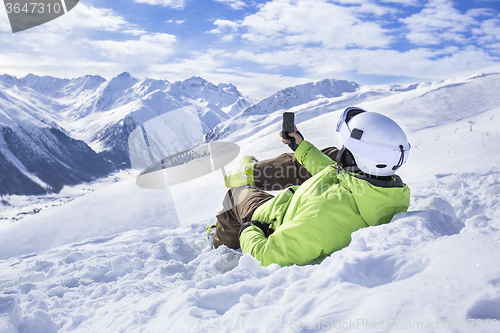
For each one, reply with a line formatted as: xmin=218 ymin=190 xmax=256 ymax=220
xmin=5 ymin=2 xmax=63 ymax=14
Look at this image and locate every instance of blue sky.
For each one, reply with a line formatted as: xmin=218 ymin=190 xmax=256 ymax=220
xmin=1 ymin=0 xmax=500 ymax=99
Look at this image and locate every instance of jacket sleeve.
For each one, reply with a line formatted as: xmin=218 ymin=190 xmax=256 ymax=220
xmin=239 ymin=216 xmax=331 ymax=267
xmin=294 ymin=141 xmax=335 ymax=176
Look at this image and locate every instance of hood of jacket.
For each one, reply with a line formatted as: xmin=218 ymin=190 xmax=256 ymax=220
xmin=340 ymin=170 xmax=410 ymax=226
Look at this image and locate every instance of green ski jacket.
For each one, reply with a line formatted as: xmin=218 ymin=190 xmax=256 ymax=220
xmin=240 ymin=141 xmax=410 ymax=267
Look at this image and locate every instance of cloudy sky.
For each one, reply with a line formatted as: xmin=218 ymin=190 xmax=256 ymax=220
xmin=1 ymin=0 xmax=499 ymax=99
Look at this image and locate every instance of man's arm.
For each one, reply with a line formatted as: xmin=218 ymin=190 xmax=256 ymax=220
xmin=294 ymin=141 xmax=335 ymax=176
xmin=239 ymin=217 xmax=327 ymax=267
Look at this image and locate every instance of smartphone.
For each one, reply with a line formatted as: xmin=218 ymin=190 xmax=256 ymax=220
xmin=282 ymin=112 xmax=295 ymax=140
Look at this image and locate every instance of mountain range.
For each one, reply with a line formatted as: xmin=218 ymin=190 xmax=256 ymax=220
xmin=0 ymin=73 xmax=253 ymax=195
xmin=3 ymin=72 xmax=500 ymax=196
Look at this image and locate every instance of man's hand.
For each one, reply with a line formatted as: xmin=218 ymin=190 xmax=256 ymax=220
xmin=279 ymin=125 xmax=302 ymax=145
xmin=279 ymin=125 xmax=304 ymax=151
xmin=239 ymin=220 xmax=274 ymax=239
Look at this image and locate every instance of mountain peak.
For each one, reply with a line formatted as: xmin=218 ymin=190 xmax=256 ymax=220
xmin=106 ymin=72 xmax=139 ymax=91
xmin=17 ymin=74 xmax=70 ymax=94
xmin=72 ymin=75 xmax=107 ymax=91
xmin=218 ymin=83 xmax=241 ymax=96
xmin=0 ymin=74 xmax=18 ymax=85
xmin=84 ymin=74 xmax=106 ymax=81
xmin=117 ymin=72 xmax=133 ymax=79
xmin=183 ymin=76 xmax=208 ymax=87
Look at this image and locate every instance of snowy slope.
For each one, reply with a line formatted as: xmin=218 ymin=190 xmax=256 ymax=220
xmin=1 ymin=73 xmax=500 ymax=332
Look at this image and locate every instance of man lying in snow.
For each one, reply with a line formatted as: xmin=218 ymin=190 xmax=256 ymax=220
xmin=208 ymin=107 xmax=411 ymax=267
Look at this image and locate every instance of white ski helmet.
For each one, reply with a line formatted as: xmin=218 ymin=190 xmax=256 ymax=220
xmin=336 ymin=107 xmax=410 ymax=176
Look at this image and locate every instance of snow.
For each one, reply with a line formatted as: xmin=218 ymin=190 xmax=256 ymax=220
xmin=1 ymin=73 xmax=500 ymax=332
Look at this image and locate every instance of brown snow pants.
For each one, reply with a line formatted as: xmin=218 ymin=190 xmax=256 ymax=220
xmin=213 ymin=147 xmax=339 ymax=249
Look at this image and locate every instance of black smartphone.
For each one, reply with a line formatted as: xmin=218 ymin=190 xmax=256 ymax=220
xmin=282 ymin=112 xmax=295 ymax=140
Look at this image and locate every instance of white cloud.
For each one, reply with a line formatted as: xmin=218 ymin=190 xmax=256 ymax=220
xmin=231 ymin=44 xmax=500 ymax=82
xmin=155 ymin=0 xmax=500 ymax=95
xmin=347 ymin=46 xmax=500 ymax=79
xmin=0 ymin=51 xmax=118 ymax=79
xmin=474 ymin=18 xmax=500 ymax=54
xmin=0 ymin=3 xmax=177 ymax=83
xmin=133 ymin=0 xmax=187 ymax=9
xmin=330 ymin=0 xmax=398 ymax=16
xmin=2 ymin=3 xmax=144 ymax=36
xmin=0 ymin=3 xmax=143 ymax=59
xmin=214 ymin=0 xmax=247 ymax=10
xmin=238 ymin=0 xmax=393 ymax=48
xmin=400 ymin=0 xmax=478 ymax=45
xmin=88 ymin=33 xmax=177 ymax=60
xmin=0 ymin=3 xmax=135 ymax=34
xmin=54 ymin=4 xmax=135 ymax=33
xmin=151 ymin=50 xmax=224 ymax=77
xmin=0 ymin=6 xmax=12 ymax=32
xmin=209 ymin=19 xmax=239 ymax=33
xmin=399 ymin=0 xmax=500 ymax=58
xmin=209 ymin=19 xmax=240 ymax=42
xmin=379 ymin=0 xmax=420 ymax=6
xmin=0 ymin=31 xmax=177 ymax=82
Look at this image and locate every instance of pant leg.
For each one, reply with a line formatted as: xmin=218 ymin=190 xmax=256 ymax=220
xmin=253 ymin=147 xmax=340 ymax=191
xmin=213 ymin=186 xmax=274 ymax=249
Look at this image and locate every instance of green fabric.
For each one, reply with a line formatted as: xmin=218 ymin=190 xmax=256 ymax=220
xmin=240 ymin=141 xmax=410 ymax=267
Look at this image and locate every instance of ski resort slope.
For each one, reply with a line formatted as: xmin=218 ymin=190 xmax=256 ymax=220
xmin=1 ymin=73 xmax=500 ymax=332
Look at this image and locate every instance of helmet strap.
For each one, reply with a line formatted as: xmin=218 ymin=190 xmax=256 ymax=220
xmin=392 ymin=145 xmax=405 ymax=171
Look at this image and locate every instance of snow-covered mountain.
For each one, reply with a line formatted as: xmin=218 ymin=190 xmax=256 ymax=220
xmin=204 ymin=78 xmax=358 ymax=142
xmin=0 ymin=76 xmax=114 ymax=195
xmin=1 ymin=72 xmax=500 ymax=332
xmin=0 ymin=73 xmax=253 ymax=195
xmin=243 ymin=78 xmax=359 ymax=114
